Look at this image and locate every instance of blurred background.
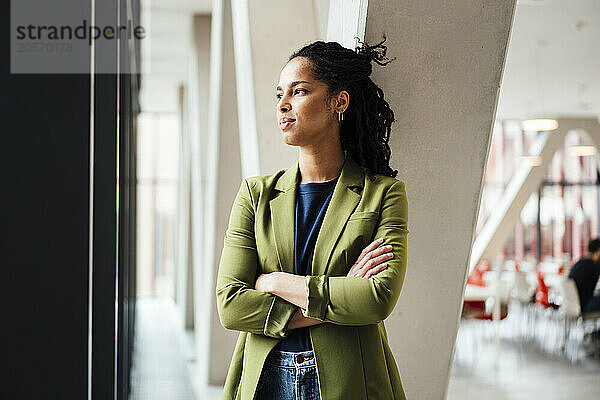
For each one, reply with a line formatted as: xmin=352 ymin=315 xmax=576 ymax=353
xmin=3 ymin=0 xmax=600 ymax=399
xmin=134 ymin=1 xmax=600 ymax=399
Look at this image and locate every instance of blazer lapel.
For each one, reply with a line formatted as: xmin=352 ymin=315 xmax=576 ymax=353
xmin=269 ymin=153 xmax=365 ymax=276
xmin=312 ymin=154 xmax=364 ymax=276
xmin=270 ymin=159 xmax=300 ymax=275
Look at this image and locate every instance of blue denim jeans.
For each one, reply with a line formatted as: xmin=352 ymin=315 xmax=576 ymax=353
xmin=255 ymin=349 xmax=321 ymax=400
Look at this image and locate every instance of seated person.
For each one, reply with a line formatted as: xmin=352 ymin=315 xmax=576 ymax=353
xmin=568 ymin=238 xmax=600 ymax=313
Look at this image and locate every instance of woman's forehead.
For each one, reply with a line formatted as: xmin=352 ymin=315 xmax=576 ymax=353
xmin=278 ymin=58 xmax=315 ymax=85
xmin=280 ymin=57 xmax=312 ymax=80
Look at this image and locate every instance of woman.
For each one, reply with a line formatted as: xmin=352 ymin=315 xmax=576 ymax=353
xmin=216 ymin=38 xmax=409 ymax=400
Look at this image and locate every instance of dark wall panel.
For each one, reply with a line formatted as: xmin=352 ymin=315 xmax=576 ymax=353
xmin=0 ymin=2 xmax=91 ymax=399
xmin=0 ymin=1 xmax=138 ymax=398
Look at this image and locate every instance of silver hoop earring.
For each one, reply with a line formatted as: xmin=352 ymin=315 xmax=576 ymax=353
xmin=338 ymin=111 xmax=344 ymax=122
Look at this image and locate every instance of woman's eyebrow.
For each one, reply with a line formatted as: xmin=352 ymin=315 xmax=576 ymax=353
xmin=276 ymin=80 xmax=312 ymax=91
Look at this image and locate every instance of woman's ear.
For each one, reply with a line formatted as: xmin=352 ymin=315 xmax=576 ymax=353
xmin=334 ymin=90 xmax=349 ymax=113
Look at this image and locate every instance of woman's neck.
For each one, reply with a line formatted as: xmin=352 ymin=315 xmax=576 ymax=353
xmin=298 ymin=148 xmax=345 ymax=184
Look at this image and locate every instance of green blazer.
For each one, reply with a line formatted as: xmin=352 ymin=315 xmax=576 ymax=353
xmin=216 ymin=153 xmax=409 ymax=399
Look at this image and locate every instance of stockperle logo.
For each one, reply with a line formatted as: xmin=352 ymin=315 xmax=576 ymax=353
xmin=11 ymin=0 xmax=150 ymax=74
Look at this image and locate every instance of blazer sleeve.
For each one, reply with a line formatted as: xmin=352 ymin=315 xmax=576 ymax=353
xmin=302 ymin=179 xmax=409 ymax=325
xmin=215 ymin=178 xmax=298 ymax=339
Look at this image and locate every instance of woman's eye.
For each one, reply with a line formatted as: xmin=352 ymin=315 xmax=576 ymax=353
xmin=276 ymin=89 xmax=306 ymax=100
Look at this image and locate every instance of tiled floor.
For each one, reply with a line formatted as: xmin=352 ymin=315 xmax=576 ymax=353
xmin=181 ymin=330 xmax=224 ymax=399
xmin=447 ymin=314 xmax=600 ymax=400
xmin=130 ymin=297 xmax=196 ymax=400
xmin=129 ymin=297 xmax=600 ymax=400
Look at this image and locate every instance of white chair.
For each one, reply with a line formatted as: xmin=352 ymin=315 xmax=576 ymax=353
xmin=512 ymin=271 xmax=533 ymax=303
xmin=556 ymin=278 xmax=600 ymax=361
xmin=509 ymin=271 xmax=534 ymax=341
xmin=557 ymin=278 xmax=581 ymax=318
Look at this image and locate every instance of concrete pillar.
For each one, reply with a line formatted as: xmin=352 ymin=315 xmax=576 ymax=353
xmin=313 ymin=0 xmax=331 ymax=40
xmin=326 ymin=0 xmax=368 ymax=50
xmin=188 ymin=11 xmax=222 ymax=391
xmin=175 ymin=83 xmax=194 ymax=329
xmin=201 ymin=0 xmax=322 ymax=390
xmin=231 ymin=0 xmax=320 ymax=177
xmin=202 ymin=0 xmax=244 ymax=387
xmin=328 ymin=1 xmax=517 ymax=398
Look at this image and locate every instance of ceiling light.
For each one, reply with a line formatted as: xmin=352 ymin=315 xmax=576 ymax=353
xmin=521 ymin=118 xmax=558 ymax=132
xmin=568 ymin=145 xmax=597 ymax=157
xmin=520 ymin=155 xmax=542 ymax=166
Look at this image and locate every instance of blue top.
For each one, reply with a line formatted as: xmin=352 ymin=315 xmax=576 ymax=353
xmin=275 ymin=175 xmax=339 ymax=351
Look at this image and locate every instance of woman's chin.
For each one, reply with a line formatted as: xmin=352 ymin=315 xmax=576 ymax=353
xmin=281 ymin=132 xmax=300 ymax=146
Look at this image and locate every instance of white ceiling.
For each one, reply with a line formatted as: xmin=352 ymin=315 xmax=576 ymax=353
xmin=139 ymin=0 xmax=211 ymax=113
xmin=497 ymin=0 xmax=600 ymax=120
xmin=139 ymin=0 xmax=600 ymax=121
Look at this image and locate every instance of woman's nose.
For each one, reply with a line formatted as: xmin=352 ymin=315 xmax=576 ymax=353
xmin=278 ymin=96 xmax=291 ymax=112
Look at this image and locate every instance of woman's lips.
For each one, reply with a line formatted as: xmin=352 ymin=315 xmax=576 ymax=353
xmin=280 ymin=120 xmax=295 ymax=130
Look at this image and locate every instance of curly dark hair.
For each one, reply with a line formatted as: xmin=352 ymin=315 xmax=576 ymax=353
xmin=288 ymin=35 xmax=398 ymax=181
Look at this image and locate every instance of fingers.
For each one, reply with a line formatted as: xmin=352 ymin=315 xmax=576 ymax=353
xmin=347 ymin=238 xmax=385 ymax=277
xmin=361 ymin=244 xmax=393 ymax=264
xmin=364 ymin=262 xmax=388 ymax=278
xmin=358 ymin=238 xmax=384 ymax=259
xmin=347 ymin=239 xmax=394 ymax=278
xmin=356 ymin=251 xmax=393 ymax=277
xmin=355 ymin=243 xmax=392 ymax=271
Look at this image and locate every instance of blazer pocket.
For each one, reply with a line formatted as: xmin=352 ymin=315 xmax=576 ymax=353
xmin=348 ymin=210 xmax=380 ymax=221
xmin=343 ymin=213 xmax=380 ymax=266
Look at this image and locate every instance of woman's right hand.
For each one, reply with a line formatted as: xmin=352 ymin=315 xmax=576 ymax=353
xmin=346 ymin=238 xmax=393 ymax=278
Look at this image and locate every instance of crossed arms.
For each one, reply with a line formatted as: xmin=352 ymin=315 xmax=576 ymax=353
xmin=215 ymin=178 xmax=408 ymax=339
